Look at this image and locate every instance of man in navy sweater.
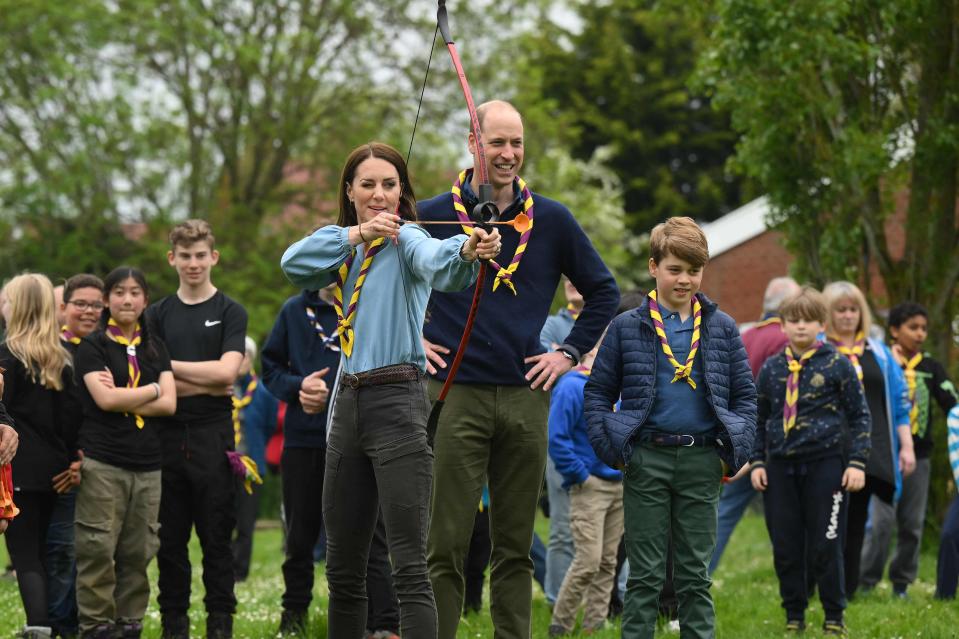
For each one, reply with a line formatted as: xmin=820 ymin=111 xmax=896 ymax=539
xmin=420 ymin=100 xmax=619 ymax=638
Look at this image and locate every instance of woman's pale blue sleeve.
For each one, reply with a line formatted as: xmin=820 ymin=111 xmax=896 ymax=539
xmin=281 ymin=226 xmax=352 ymax=290
xmin=401 ymin=224 xmax=479 ymax=292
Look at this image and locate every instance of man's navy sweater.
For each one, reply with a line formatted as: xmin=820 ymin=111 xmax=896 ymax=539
xmin=261 ymin=290 xmax=341 ymax=449
xmin=418 ymin=179 xmax=619 ymax=386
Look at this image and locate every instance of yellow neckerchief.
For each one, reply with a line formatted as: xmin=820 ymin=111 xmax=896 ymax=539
xmin=61 ymin=325 xmax=81 ymax=345
xmin=647 ymin=290 xmax=702 ymax=390
xmin=105 ymin=318 xmax=144 ymax=429
xmin=232 ymin=373 xmax=258 ymax=447
xmin=828 ymin=331 xmax=865 ymax=381
xmin=451 ymin=169 xmax=534 ymax=294
xmin=893 ymin=349 xmax=924 ymax=434
xmin=783 ymin=344 xmax=821 ymax=436
xmin=566 ymin=303 xmax=581 ymax=321
xmin=331 ymin=237 xmax=387 ymax=357
xmin=753 ymin=316 xmax=782 ymax=330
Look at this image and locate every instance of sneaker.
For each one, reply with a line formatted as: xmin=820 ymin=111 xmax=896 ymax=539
xmin=115 ymin=620 xmax=142 ymax=639
xmin=785 ymin=619 xmax=806 ymax=632
xmin=370 ymin=632 xmax=400 ymax=639
xmin=547 ymin=624 xmax=568 ymax=638
xmin=667 ymin=619 xmax=680 ymax=633
xmin=160 ymin=615 xmax=189 ymax=639
xmin=79 ymin=625 xmax=117 ymax=639
xmin=822 ymin=620 xmax=847 ymax=636
xmin=277 ymin=610 xmax=307 ymax=636
xmin=893 ymin=585 xmax=909 ymax=599
xmin=206 ymin=613 xmax=232 ymax=639
xmin=20 ymin=628 xmax=53 ymax=639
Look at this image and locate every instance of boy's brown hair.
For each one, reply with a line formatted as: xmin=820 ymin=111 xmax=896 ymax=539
xmin=169 ymin=219 xmax=215 ymax=251
xmin=780 ymin=286 xmax=828 ymax=324
xmin=63 ymin=273 xmax=105 ymax=302
xmin=649 ymin=217 xmax=709 ymax=267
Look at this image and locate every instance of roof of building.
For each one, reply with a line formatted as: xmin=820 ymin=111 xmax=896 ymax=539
xmin=701 ymin=196 xmax=772 ymax=258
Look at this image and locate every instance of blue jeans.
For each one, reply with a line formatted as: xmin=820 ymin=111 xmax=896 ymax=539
xmin=709 ymin=476 xmax=756 ymax=575
xmin=47 ymin=490 xmax=78 ymax=637
xmin=531 ymin=533 xmax=547 ymax=592
xmin=545 ymin=458 xmax=574 ymax=604
xmin=936 ymin=496 xmax=959 ymax=599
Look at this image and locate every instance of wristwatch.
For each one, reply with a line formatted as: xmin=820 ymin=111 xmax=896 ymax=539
xmin=557 ymin=347 xmax=577 ymax=364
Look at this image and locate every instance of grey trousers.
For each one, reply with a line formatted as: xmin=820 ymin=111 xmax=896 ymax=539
xmin=324 ymin=377 xmax=436 ymax=639
xmin=860 ymin=457 xmax=932 ymax=589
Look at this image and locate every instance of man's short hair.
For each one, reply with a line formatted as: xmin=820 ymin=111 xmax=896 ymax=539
xmin=780 ymin=286 xmax=827 ymax=325
xmin=888 ymin=302 xmax=927 ymax=328
xmin=169 ymin=219 xmax=215 ymax=250
xmin=63 ymin=273 xmax=105 ymax=302
xmin=649 ymin=217 xmax=709 ymax=268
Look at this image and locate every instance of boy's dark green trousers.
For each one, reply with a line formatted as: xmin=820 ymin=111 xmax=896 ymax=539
xmin=622 ymin=442 xmax=724 ymax=639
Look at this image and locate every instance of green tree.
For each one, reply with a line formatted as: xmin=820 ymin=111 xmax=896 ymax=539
xmin=515 ymin=0 xmax=751 ymax=234
xmin=696 ymin=0 xmax=959 ymax=537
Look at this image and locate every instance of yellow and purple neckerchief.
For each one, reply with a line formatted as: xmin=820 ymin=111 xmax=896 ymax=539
xmin=332 ymin=237 xmax=386 ymax=357
xmin=828 ymin=331 xmax=865 ymax=381
xmin=753 ymin=316 xmax=782 ymax=330
xmin=451 ymin=169 xmax=534 ymax=294
xmin=105 ymin=317 xmax=144 ymax=429
xmin=232 ymin=374 xmax=257 ymax=448
xmin=61 ymin=325 xmax=81 ymax=345
xmin=305 ymin=305 xmax=340 ymax=352
xmin=894 ymin=350 xmax=923 ymax=434
xmin=783 ymin=343 xmax=821 ymax=436
xmin=566 ymin=303 xmax=581 ymax=321
xmin=648 ymin=290 xmax=702 ymax=390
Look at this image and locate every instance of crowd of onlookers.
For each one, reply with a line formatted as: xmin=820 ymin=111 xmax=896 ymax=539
xmin=0 ymin=103 xmax=958 ymax=639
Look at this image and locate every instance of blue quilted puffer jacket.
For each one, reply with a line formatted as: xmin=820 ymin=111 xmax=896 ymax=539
xmin=584 ymin=293 xmax=757 ymax=475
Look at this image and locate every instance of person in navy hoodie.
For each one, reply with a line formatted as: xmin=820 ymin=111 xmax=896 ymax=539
xmin=547 ymin=343 xmax=623 ymax=636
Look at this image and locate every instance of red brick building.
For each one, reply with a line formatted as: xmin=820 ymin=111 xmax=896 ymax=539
xmin=699 ymin=197 xmax=794 ymax=326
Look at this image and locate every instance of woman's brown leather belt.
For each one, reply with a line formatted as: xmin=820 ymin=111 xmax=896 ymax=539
xmin=340 ymin=364 xmax=421 ymax=389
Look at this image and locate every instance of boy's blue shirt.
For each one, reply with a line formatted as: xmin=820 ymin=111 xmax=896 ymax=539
xmin=584 ymin=292 xmax=757 ymax=475
xmin=548 ymin=369 xmax=622 ymax=488
xmin=644 ymin=308 xmax=718 ymax=435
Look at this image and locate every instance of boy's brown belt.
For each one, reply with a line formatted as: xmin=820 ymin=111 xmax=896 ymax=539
xmin=340 ymin=364 xmax=420 ymax=389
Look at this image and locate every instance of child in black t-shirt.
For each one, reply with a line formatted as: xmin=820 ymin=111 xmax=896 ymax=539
xmin=75 ymin=267 xmax=175 ymax=639
xmin=145 ymin=220 xmax=247 ymax=639
xmin=860 ymin=302 xmax=959 ymax=597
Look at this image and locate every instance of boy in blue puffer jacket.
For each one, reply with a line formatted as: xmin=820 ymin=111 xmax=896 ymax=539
xmin=584 ymin=216 xmax=757 ymax=639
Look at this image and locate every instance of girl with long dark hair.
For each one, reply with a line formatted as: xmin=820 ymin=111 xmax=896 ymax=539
xmin=73 ymin=267 xmax=176 ymax=639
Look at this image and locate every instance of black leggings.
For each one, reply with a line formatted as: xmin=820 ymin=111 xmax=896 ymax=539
xmin=5 ymin=490 xmax=57 ymax=626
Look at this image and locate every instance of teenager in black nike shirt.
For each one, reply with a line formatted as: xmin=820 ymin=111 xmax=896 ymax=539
xmin=145 ymin=220 xmax=248 ymax=639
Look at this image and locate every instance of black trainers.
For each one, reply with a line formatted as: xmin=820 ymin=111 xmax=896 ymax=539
xmin=115 ymin=620 xmax=142 ymax=639
xmin=785 ymin=619 xmax=806 ymax=632
xmin=160 ymin=616 xmax=188 ymax=639
xmin=79 ymin=627 xmax=116 ymax=639
xmin=823 ymin=619 xmax=847 ymax=636
xmin=277 ymin=610 xmax=307 ymax=636
xmin=206 ymin=613 xmax=232 ymax=639
xmin=547 ymin=624 xmax=568 ymax=638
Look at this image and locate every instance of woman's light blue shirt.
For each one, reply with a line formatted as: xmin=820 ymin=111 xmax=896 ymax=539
xmin=281 ymin=223 xmax=478 ymax=374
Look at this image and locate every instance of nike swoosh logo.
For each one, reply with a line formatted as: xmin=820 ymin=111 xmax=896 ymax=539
xmin=204 ymin=320 xmax=222 ymax=327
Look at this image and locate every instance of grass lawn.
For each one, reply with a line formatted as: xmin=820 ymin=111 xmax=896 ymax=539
xmin=1 ymin=511 xmax=957 ymax=637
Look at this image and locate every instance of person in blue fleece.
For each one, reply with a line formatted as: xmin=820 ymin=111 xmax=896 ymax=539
xmin=547 ymin=344 xmax=623 ymax=636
